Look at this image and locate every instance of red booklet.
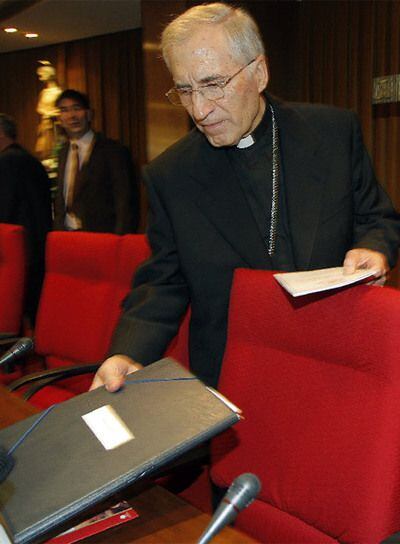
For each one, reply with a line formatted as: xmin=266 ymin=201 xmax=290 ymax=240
xmin=45 ymin=501 xmax=139 ymax=544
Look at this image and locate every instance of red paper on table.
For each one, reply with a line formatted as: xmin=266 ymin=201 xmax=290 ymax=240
xmin=45 ymin=501 xmax=138 ymax=544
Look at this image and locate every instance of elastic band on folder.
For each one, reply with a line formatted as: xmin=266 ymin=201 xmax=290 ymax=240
xmin=125 ymin=377 xmax=196 ymax=385
xmin=8 ymin=405 xmax=56 ymax=455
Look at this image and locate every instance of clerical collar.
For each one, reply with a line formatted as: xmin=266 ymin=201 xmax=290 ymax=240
xmin=236 ymin=134 xmax=254 ymax=149
xmin=236 ymin=103 xmax=272 ymax=149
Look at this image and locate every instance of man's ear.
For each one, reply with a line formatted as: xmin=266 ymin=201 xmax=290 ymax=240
xmin=255 ymin=55 xmax=269 ymax=93
xmin=87 ymin=109 xmax=93 ymax=123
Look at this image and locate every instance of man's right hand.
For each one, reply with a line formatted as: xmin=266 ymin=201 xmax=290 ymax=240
xmin=89 ymin=354 xmax=143 ymax=392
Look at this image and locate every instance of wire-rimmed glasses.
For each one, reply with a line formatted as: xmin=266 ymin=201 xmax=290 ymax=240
xmin=165 ymin=58 xmax=257 ymax=107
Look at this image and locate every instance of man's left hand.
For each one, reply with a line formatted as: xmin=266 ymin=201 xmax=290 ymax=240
xmin=343 ymin=248 xmax=389 ymax=285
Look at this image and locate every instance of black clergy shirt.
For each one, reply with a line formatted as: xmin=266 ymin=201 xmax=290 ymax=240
xmin=226 ymin=104 xmax=296 ymax=271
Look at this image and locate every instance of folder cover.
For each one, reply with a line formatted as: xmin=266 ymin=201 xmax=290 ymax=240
xmin=0 ymin=358 xmax=240 ymax=544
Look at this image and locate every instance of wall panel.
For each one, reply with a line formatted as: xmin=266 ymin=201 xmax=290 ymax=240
xmin=141 ymin=0 xmax=189 ymax=162
xmin=294 ymin=0 xmax=400 ymax=285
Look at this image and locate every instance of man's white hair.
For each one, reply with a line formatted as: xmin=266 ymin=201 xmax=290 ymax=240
xmin=161 ymin=2 xmax=265 ymax=69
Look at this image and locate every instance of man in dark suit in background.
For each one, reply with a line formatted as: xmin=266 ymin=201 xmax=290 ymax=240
xmin=53 ymin=89 xmax=139 ymax=234
xmin=91 ymin=2 xmax=400 ymax=391
xmin=0 ymin=113 xmax=52 ymax=324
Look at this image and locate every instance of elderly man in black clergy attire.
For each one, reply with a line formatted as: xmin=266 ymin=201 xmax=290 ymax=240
xmin=91 ymin=2 xmax=400 ymax=392
xmin=0 ymin=113 xmax=52 ymax=324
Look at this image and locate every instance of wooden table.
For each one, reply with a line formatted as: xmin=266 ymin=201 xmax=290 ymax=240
xmin=75 ymin=484 xmax=255 ymax=544
xmin=0 ymin=383 xmax=39 ymax=426
xmin=0 ymin=386 xmax=256 ymax=543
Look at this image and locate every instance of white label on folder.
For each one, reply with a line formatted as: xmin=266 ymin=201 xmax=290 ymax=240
xmin=82 ymin=405 xmax=134 ymax=450
xmin=0 ymin=525 xmax=12 ymax=544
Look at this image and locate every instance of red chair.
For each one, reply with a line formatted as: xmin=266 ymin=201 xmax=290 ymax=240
xmin=210 ymin=269 xmax=400 ymax=543
xmin=13 ymin=231 xmax=150 ymax=408
xmin=160 ymin=309 xmax=214 ymax=514
xmin=0 ymin=223 xmax=26 ymax=336
xmin=0 ymin=223 xmax=27 ymax=385
xmin=166 ymin=309 xmax=190 ymax=366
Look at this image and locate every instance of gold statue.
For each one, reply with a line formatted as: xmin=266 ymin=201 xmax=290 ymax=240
xmin=35 ymin=61 xmax=63 ymax=160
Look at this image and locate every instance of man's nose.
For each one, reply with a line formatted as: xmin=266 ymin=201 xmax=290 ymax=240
xmin=190 ymin=90 xmax=215 ymax=121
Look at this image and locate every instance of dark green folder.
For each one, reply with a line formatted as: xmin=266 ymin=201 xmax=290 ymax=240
xmin=0 ymin=358 xmax=240 ymax=544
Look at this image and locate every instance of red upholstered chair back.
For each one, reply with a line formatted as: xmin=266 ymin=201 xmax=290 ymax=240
xmin=165 ymin=309 xmax=190 ymax=368
xmin=0 ymin=223 xmax=26 ymax=335
xmin=211 ymin=269 xmax=400 ymax=543
xmin=34 ymin=232 xmax=150 ymax=393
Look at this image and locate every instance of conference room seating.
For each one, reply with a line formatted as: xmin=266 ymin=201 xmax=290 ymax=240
xmin=11 ymin=231 xmax=150 ymax=408
xmin=0 ymin=223 xmax=26 ymax=337
xmin=165 ymin=309 xmax=190 ymax=365
xmin=0 ymin=223 xmax=26 ymax=385
xmin=209 ymin=269 xmax=400 ymax=543
xmin=7 ymin=229 xmax=210 ymax=510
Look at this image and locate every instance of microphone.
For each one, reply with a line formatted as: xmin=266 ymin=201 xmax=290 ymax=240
xmin=198 ymin=473 xmax=261 ymax=544
xmin=0 ymin=337 xmax=34 ymax=368
xmin=0 ymin=446 xmax=14 ymax=484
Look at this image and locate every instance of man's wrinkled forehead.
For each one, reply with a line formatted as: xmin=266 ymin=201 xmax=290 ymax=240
xmin=169 ymin=29 xmax=236 ymax=85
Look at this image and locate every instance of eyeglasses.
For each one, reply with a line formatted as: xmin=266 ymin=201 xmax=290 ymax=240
xmin=166 ymin=58 xmax=257 ymax=107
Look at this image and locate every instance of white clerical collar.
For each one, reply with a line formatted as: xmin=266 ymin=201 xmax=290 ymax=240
xmin=236 ymin=133 xmax=255 ymax=149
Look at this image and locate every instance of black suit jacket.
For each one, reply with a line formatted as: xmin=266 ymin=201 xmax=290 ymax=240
xmin=54 ymin=133 xmax=139 ymax=233
xmin=0 ymin=143 xmax=52 ymax=320
xmin=110 ymin=97 xmax=400 ymax=387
